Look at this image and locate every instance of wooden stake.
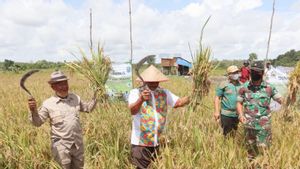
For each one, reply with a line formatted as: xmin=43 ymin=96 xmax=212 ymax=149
xmin=265 ymin=0 xmax=276 ymax=61
xmin=90 ymin=8 xmax=93 ymax=51
xmin=188 ymin=42 xmax=194 ymax=63
xmin=128 ymin=0 xmax=134 ymax=87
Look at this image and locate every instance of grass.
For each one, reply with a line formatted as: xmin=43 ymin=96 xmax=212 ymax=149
xmin=211 ymin=67 xmax=227 ymax=76
xmin=0 ymin=69 xmax=300 ymax=168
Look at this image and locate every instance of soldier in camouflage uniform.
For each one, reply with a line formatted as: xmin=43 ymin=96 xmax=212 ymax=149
xmin=236 ymin=61 xmax=283 ymax=160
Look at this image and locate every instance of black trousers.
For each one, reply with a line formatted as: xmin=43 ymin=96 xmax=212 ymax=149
xmin=131 ymin=145 xmax=159 ymax=169
xmin=220 ymin=114 xmax=239 ymax=136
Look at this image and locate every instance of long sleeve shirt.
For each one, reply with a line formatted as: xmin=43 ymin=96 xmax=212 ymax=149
xmin=29 ymin=93 xmax=97 ymax=148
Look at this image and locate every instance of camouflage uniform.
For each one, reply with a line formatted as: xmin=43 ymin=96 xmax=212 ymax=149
xmin=237 ymin=81 xmax=281 ymax=147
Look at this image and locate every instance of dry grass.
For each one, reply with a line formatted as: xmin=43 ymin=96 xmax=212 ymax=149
xmin=0 ymin=70 xmax=300 ymax=168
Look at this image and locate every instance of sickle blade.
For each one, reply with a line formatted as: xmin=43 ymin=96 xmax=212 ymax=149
xmin=20 ymin=69 xmax=39 ymax=96
xmin=135 ymin=55 xmax=155 ymax=84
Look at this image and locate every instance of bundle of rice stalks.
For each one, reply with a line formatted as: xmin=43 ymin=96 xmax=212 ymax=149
xmin=285 ymin=61 xmax=300 ymax=109
xmin=190 ymin=47 xmax=213 ymax=110
xmin=66 ymin=45 xmax=111 ymax=102
xmin=189 ymin=16 xmax=213 ymax=111
xmin=282 ymin=61 xmax=300 ymax=122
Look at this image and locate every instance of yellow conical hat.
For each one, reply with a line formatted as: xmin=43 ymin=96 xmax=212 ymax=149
xmin=136 ymin=65 xmax=169 ymax=82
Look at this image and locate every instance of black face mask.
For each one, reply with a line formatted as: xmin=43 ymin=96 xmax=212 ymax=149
xmin=250 ymin=71 xmax=263 ymax=81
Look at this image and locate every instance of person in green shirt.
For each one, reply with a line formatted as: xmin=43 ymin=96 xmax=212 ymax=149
xmin=214 ymin=65 xmax=242 ymax=136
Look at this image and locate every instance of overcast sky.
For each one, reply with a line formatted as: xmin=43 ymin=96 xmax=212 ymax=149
xmin=0 ymin=0 xmax=299 ymax=63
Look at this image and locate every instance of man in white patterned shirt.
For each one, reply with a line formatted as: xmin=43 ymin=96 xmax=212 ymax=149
xmin=128 ymin=65 xmax=189 ymax=168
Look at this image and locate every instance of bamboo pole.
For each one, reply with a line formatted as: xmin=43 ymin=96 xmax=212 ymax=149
xmin=128 ymin=0 xmax=134 ymax=87
xmin=188 ymin=42 xmax=194 ymax=63
xmin=90 ymin=8 xmax=93 ymax=51
xmin=265 ymin=0 xmax=276 ymax=62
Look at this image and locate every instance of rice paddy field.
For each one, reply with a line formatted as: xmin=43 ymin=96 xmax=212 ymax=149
xmin=0 ymin=69 xmax=300 ymax=169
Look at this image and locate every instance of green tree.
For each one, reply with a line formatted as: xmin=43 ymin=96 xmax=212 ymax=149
xmin=273 ymin=49 xmax=300 ymax=66
xmin=248 ymin=53 xmax=258 ymax=62
xmin=3 ymin=59 xmax=14 ymax=71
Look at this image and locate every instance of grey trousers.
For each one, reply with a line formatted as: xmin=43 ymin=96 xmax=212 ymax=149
xmin=52 ymin=143 xmax=84 ymax=169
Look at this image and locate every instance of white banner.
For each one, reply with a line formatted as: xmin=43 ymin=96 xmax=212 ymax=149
xmin=106 ymin=63 xmax=133 ymax=100
xmin=265 ymin=66 xmax=293 ymax=111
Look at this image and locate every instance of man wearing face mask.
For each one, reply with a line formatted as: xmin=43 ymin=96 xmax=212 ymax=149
xmin=214 ymin=65 xmax=242 ymax=136
xmin=236 ymin=61 xmax=283 ymax=160
xmin=128 ymin=65 xmax=190 ymax=169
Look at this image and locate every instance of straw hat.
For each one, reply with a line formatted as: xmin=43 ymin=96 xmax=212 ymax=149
xmin=48 ymin=70 xmax=69 ymax=84
xmin=226 ymin=65 xmax=239 ymax=74
xmin=136 ymin=65 xmax=169 ymax=82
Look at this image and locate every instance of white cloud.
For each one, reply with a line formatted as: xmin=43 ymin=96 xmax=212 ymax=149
xmin=0 ymin=0 xmax=299 ymax=63
xmin=181 ymin=3 xmax=204 ymax=17
xmin=234 ymin=0 xmax=262 ymax=12
xmin=291 ymin=0 xmax=300 ymax=10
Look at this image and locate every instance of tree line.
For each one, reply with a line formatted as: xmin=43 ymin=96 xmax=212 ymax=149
xmin=272 ymin=49 xmax=300 ymax=67
xmin=0 ymin=59 xmax=65 ymax=72
xmin=215 ymin=49 xmax=299 ymax=69
xmin=1 ymin=49 xmax=298 ymax=72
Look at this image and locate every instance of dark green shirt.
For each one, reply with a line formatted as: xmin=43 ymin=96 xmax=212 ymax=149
xmin=216 ymin=81 xmax=241 ymax=117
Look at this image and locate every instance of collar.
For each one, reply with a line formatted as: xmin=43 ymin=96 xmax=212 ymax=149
xmin=248 ymin=80 xmax=267 ymax=88
xmin=229 ymin=80 xmax=241 ymax=86
xmin=54 ymin=94 xmax=73 ymax=103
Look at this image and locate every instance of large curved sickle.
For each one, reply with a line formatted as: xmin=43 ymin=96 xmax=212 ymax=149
xmin=20 ymin=69 xmax=39 ymax=97
xmin=135 ymin=55 xmax=155 ymax=87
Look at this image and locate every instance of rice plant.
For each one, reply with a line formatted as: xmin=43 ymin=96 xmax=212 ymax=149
xmin=283 ymin=61 xmax=300 ymax=119
xmin=65 ymin=44 xmax=111 ymax=102
xmin=190 ymin=16 xmax=214 ymax=110
xmin=190 ymin=47 xmax=213 ymax=110
xmin=1 ymin=68 xmax=300 ymax=168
